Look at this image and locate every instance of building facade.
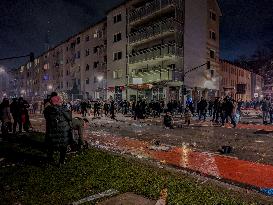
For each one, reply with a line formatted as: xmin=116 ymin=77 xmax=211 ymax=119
xmin=107 ymin=0 xmax=222 ymax=102
xmin=219 ymin=60 xmax=263 ymax=101
xmin=15 ymin=0 xmax=222 ymax=102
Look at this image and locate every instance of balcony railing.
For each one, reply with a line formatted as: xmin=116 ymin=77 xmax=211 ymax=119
xmin=129 ymin=18 xmax=180 ymax=44
xmin=129 ymin=0 xmax=176 ymax=23
xmin=129 ymin=43 xmax=183 ymax=64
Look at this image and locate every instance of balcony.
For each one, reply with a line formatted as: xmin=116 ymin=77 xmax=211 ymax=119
xmin=129 ymin=0 xmax=176 ymax=24
xmin=129 ymin=44 xmax=183 ymax=67
xmin=129 ymin=18 xmax=181 ymax=45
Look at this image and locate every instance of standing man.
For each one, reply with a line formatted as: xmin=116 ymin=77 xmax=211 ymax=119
xmin=198 ymin=97 xmax=208 ymax=121
xmin=261 ymin=96 xmax=271 ymax=125
xmin=110 ymin=98 xmax=115 ymax=119
xmin=10 ymin=98 xmax=21 ymax=133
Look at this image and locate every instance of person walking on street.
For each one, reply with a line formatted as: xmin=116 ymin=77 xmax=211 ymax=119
xmin=110 ymin=99 xmax=115 ymax=119
xmin=261 ymin=96 xmax=271 ymax=125
xmin=198 ymin=97 xmax=208 ymax=121
xmin=222 ymin=97 xmax=236 ymax=128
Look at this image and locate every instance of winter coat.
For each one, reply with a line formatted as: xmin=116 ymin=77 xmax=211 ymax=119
xmin=261 ymin=100 xmax=271 ymax=112
xmin=44 ymin=105 xmax=72 ymax=148
xmin=0 ymin=106 xmax=11 ymax=123
xmin=198 ymin=100 xmax=208 ymax=111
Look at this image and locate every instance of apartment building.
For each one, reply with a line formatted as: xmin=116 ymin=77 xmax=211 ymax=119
xmin=219 ymin=60 xmax=263 ymax=101
xmin=16 ymin=0 xmax=221 ymax=102
xmin=16 ymin=19 xmax=107 ymax=101
xmin=106 ymin=0 xmax=221 ymax=102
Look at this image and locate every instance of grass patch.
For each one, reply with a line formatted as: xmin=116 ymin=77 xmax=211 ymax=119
xmin=0 ymin=134 xmax=271 ymax=205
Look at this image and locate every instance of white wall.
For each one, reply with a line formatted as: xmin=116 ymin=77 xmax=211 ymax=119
xmin=184 ymin=0 xmax=208 ymax=89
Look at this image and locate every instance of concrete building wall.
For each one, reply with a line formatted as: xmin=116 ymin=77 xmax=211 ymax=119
xmin=106 ymin=5 xmax=128 ymax=100
xmin=220 ymin=60 xmax=252 ymax=101
xmin=184 ymin=0 xmax=221 ymax=93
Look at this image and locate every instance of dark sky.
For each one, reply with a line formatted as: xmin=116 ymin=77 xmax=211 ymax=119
xmin=0 ymin=0 xmax=273 ymax=70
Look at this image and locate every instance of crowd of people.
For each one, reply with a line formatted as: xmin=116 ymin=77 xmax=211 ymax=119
xmin=1 ymin=92 xmax=273 ymax=165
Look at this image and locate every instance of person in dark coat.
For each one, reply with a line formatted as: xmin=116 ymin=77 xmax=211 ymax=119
xmin=222 ymin=97 xmax=236 ymax=128
xmin=0 ymin=98 xmax=12 ymax=134
xmin=103 ymin=101 xmax=110 ymax=116
xmin=208 ymin=99 xmax=214 ymax=117
xmin=44 ymin=96 xmax=72 ymax=165
xmin=80 ymin=101 xmax=88 ymax=117
xmin=10 ymin=98 xmax=21 ymax=133
xmin=197 ymin=97 xmax=208 ymax=121
xmin=18 ymin=97 xmax=30 ymax=132
xmin=110 ymin=99 xmax=115 ymax=119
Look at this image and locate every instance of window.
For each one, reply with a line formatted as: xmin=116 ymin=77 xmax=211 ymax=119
xmin=113 ymin=33 xmax=122 ymax=42
xmin=93 ymin=46 xmax=99 ymax=54
xmin=86 ymin=35 xmax=90 ymax=42
xmin=77 ymin=51 xmax=81 ymax=59
xmin=113 ymin=52 xmax=122 ymax=61
xmin=86 ymin=64 xmax=90 ymax=71
xmin=113 ymin=70 xmax=122 ymax=79
xmin=85 ymin=49 xmax=90 ymax=56
xmin=94 ymin=77 xmax=98 ymax=83
xmin=210 ymin=11 xmax=216 ymax=21
xmin=211 ymin=69 xmax=214 ymax=77
xmin=209 ymin=30 xmax=216 ymax=40
xmin=209 ymin=49 xmax=215 ymax=59
xmin=86 ymin=78 xmax=89 ymax=84
xmin=94 ymin=61 xmax=99 ymax=68
xmin=67 ymin=82 xmax=69 ymax=88
xmin=77 ymin=37 xmax=81 ymax=44
xmin=114 ymin=14 xmax=122 ymax=23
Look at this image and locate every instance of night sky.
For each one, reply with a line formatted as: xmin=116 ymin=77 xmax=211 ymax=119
xmin=0 ymin=0 xmax=273 ymax=70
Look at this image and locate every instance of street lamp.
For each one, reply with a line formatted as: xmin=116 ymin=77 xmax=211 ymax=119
xmin=47 ymin=84 xmax=53 ymax=91
xmin=97 ymin=76 xmax=103 ymax=82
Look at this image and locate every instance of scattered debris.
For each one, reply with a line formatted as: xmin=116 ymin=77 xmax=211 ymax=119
xmin=149 ymin=145 xmax=171 ymax=152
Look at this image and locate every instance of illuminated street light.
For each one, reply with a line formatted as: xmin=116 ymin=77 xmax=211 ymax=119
xmin=97 ymin=76 xmax=103 ymax=82
xmin=47 ymin=84 xmax=53 ymax=90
